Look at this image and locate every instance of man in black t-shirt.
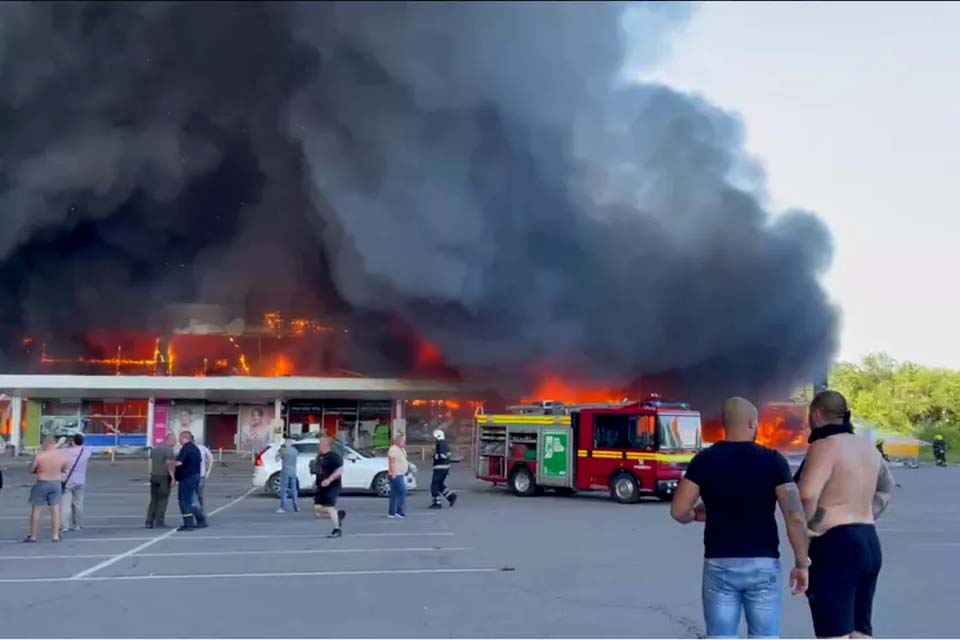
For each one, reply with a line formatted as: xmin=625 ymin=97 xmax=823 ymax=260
xmin=313 ymin=438 xmax=346 ymax=538
xmin=671 ymin=397 xmax=809 ymax=639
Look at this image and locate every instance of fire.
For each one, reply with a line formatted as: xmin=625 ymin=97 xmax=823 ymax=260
xmin=521 ymin=376 xmax=625 ymax=404
xmin=415 ymin=340 xmax=442 ymax=369
xmin=269 ymin=354 xmax=294 ymax=377
xmin=704 ymin=403 xmax=809 ymax=452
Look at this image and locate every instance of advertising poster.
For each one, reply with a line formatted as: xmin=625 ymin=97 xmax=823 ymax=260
xmin=238 ymin=404 xmax=276 ymax=453
xmin=165 ymin=401 xmax=205 ymax=443
xmin=152 ymin=402 xmax=168 ymax=446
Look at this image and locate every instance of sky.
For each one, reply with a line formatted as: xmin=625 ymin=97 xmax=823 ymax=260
xmin=637 ymin=1 xmax=960 ymax=369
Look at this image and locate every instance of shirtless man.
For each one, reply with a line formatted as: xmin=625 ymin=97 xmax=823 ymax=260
xmin=798 ymin=390 xmax=895 ymax=639
xmin=25 ymin=437 xmax=68 ymax=543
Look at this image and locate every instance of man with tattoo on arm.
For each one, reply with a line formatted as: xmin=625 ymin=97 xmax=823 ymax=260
xmin=672 ymin=397 xmax=809 ymax=639
xmin=797 ymin=390 xmax=894 ymax=639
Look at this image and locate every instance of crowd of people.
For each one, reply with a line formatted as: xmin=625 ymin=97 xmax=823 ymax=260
xmin=274 ymin=428 xmax=459 ymax=538
xmin=15 ymin=388 xmax=898 ymax=638
xmin=671 ymin=390 xmax=895 ymax=639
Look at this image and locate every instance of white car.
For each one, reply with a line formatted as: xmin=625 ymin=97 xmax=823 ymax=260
xmin=252 ymin=438 xmax=417 ymax=497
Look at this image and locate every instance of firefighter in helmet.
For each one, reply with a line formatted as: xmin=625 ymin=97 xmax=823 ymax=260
xmin=933 ymin=434 xmax=947 ymax=467
xmin=429 ymin=429 xmax=458 ymax=509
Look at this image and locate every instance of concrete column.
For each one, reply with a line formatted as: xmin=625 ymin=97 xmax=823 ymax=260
xmin=391 ymin=399 xmax=406 ymax=439
xmin=274 ymin=398 xmax=284 ymax=436
xmin=146 ymin=397 xmax=156 ymax=448
xmin=9 ymin=396 xmax=22 ymax=455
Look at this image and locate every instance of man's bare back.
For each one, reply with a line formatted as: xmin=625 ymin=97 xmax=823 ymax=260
xmin=800 ymin=433 xmax=893 ymax=534
xmin=31 ymin=448 xmax=67 ymax=482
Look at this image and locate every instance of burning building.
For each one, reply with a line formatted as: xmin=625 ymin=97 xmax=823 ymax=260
xmin=0 ymin=3 xmax=837 ymax=452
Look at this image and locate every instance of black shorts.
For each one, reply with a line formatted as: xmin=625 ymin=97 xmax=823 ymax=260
xmin=807 ymin=523 xmax=882 ymax=638
xmin=314 ymin=484 xmax=340 ymax=507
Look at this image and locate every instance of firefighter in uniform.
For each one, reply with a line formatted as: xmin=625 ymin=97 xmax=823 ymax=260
xmin=933 ymin=434 xmax=947 ymax=466
xmin=429 ymin=429 xmax=458 ymax=509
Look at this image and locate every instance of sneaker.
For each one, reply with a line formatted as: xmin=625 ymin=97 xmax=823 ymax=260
xmin=22 ymin=537 xmax=36 ymax=543
xmin=448 ymin=493 xmax=458 ymax=507
xmin=177 ymin=526 xmax=196 ymax=532
xmin=387 ymin=514 xmax=397 ymax=519
xmin=396 ymin=513 xmax=406 ymax=519
xmin=69 ymin=526 xmax=81 ymax=532
xmin=327 ymin=528 xmax=342 ymax=538
xmin=51 ymin=537 xmax=61 ymax=543
xmin=428 ymin=502 xmax=442 ymax=510
xmin=276 ymin=508 xmax=287 ymax=514
xmin=293 ymin=506 xmax=301 ymax=513
xmin=145 ymin=523 xmax=154 ymax=529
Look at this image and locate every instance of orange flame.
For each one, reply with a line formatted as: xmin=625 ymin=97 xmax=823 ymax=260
xmin=521 ymin=376 xmax=625 ymax=404
xmin=270 ymin=354 xmax=294 ymax=377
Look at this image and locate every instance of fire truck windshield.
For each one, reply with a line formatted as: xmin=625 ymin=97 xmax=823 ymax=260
xmin=657 ymin=414 xmax=701 ymax=450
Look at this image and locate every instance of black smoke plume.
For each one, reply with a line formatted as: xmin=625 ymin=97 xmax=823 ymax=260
xmin=0 ymin=1 xmax=838 ymax=403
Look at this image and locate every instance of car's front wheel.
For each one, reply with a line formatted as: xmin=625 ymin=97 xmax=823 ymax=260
xmin=372 ymin=472 xmax=390 ymax=498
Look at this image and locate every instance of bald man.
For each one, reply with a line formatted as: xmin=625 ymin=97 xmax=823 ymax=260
xmin=797 ymin=390 xmax=893 ymax=639
xmin=672 ymin=397 xmax=809 ymax=639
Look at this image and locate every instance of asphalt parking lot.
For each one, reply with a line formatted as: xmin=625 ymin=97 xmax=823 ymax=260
xmin=0 ymin=455 xmax=955 ymax=638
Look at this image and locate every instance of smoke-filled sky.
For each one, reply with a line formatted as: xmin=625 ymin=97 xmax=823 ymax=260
xmin=642 ymin=1 xmax=960 ymax=370
xmin=0 ymin=1 xmax=838 ymax=401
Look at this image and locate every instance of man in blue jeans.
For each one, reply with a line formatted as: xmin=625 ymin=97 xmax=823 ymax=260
xmin=387 ymin=434 xmax=408 ymax=518
xmin=275 ymin=438 xmax=300 ymax=513
xmin=672 ymin=397 xmax=809 ymax=638
xmin=168 ymin=430 xmax=207 ymax=531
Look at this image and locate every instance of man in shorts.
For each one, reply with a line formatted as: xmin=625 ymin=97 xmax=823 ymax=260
xmin=798 ymin=390 xmax=894 ymax=638
xmin=25 ymin=437 xmax=68 ymax=543
xmin=314 ymin=437 xmax=346 ymax=538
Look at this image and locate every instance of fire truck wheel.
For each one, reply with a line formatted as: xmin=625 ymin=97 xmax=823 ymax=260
xmin=509 ymin=466 xmax=536 ymax=497
xmin=610 ymin=473 xmax=640 ymax=504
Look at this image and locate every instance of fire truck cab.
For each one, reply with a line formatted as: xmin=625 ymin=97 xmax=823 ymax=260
xmin=475 ymin=397 xmax=703 ymax=503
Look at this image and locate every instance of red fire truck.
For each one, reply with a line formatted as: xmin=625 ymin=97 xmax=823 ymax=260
xmin=475 ymin=396 xmax=703 ymax=503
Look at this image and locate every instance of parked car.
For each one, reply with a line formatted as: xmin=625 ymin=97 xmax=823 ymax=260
xmin=252 ymin=438 xmax=417 ymax=498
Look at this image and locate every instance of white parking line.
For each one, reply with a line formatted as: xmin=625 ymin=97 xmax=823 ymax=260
xmin=5 ymin=532 xmax=456 ymax=543
xmin=0 ymin=546 xmax=471 ymax=561
xmin=70 ymin=487 xmax=255 ymax=580
xmin=0 ymin=515 xmax=143 ymax=520
xmin=0 ymin=567 xmax=503 ymax=583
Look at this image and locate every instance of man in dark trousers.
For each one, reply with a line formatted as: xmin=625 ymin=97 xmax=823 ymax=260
xmin=146 ymin=433 xmax=177 ymax=528
xmin=429 ymin=429 xmax=458 ymax=509
xmin=168 ymin=430 xmax=207 ymax=531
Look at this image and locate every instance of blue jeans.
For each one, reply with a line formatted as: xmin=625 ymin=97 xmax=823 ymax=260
xmin=279 ymin=474 xmax=299 ymax=511
xmin=702 ymin=558 xmax=782 ymax=638
xmin=177 ymin=475 xmax=206 ymax=528
xmin=388 ymin=475 xmax=407 ymax=516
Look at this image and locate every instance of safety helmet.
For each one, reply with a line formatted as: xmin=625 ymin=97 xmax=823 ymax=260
xmin=934 ymin=434 xmax=944 ymax=440
xmin=432 ymin=429 xmax=445 ymax=441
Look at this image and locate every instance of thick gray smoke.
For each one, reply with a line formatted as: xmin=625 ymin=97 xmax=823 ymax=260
xmin=0 ymin=1 xmax=838 ymax=401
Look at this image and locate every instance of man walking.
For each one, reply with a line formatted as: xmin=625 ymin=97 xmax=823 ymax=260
xmin=168 ymin=430 xmax=207 ymax=531
xmin=146 ymin=433 xmax=177 ymax=528
xmin=25 ymin=437 xmax=67 ymax=543
xmin=197 ymin=440 xmax=213 ymax=510
xmin=387 ymin=433 xmax=408 ymax=519
xmin=275 ymin=437 xmax=300 ymax=513
xmin=672 ymin=397 xmax=809 ymax=639
xmin=797 ymin=390 xmax=894 ymax=639
xmin=429 ymin=429 xmax=457 ymax=509
xmin=60 ymin=433 xmax=91 ymax=534
xmin=313 ymin=437 xmax=345 ymax=538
